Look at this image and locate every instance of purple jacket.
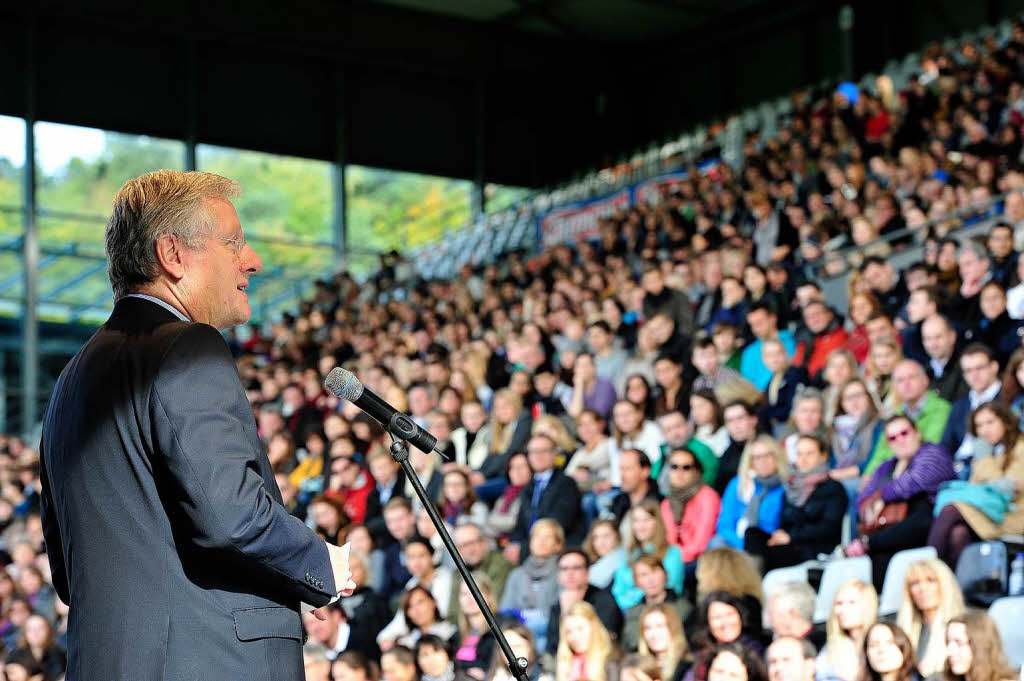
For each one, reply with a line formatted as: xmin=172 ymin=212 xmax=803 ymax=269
xmin=857 ymin=443 xmax=955 ymax=506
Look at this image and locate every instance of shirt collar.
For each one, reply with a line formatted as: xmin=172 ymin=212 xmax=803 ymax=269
xmin=534 ymin=469 xmax=554 ymax=485
xmin=124 ymin=293 xmax=191 ymax=322
xmin=969 ymin=381 xmax=1001 ymax=409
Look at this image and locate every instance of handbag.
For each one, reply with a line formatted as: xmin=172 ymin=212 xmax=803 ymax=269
xmin=857 ymin=488 xmax=908 ymax=536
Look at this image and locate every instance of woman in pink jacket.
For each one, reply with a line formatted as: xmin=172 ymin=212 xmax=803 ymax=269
xmin=660 ymin=447 xmax=722 ymax=583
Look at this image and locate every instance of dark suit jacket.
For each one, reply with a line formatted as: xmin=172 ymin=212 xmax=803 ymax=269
xmin=778 ymin=479 xmax=846 ymax=560
xmin=364 ymin=471 xmax=407 ymax=548
xmin=546 ymin=585 xmax=623 ymax=652
xmin=928 ymin=355 xmax=969 ymax=404
xmin=39 ymin=297 xmax=337 ymax=681
xmin=512 ymin=469 xmax=583 ymax=548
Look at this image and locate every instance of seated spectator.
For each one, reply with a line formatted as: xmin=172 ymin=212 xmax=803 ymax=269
xmin=746 ymin=435 xmax=845 ymax=572
xmin=583 ymin=520 xmax=628 ymax=590
xmin=894 ymin=559 xmax=966 ymax=678
xmin=860 ymin=257 xmax=909 ymax=321
xmin=11 ymin=614 xmax=64 ymax=681
xmin=741 ymin=303 xmax=797 ymax=392
xmin=381 ymin=498 xmax=418 ymax=599
xmin=705 ymin=643 xmax=769 ymax=681
xmin=780 ymin=390 xmax=829 ymax=467
xmin=555 ymin=601 xmax=620 ymax=681
xmin=365 ymin=451 xmax=408 ymax=547
xmin=619 ymin=654 xmax=664 ymax=681
xmin=546 ymin=549 xmax=622 ymax=654
xmin=568 ymin=353 xmax=618 ymax=423
xmin=817 ymin=580 xmax=877 ymax=681
xmin=1007 ymin=254 xmax=1024 ymax=319
xmin=381 ymin=646 xmax=418 ymax=681
xmin=711 ymin=323 xmax=743 ymax=372
xmin=452 ymin=575 xmax=499 ymax=678
xmin=642 ymin=264 xmax=695 ymax=341
xmin=475 ymin=389 xmax=533 ymax=502
xmin=621 ymin=556 xmax=694 ymax=653
xmin=653 ymin=354 xmax=689 ymax=418
xmin=429 ymin=412 xmax=457 ymax=462
xmin=693 ymin=548 xmax=764 ymax=627
xmin=987 ymin=223 xmax=1019 ymax=287
xmin=689 ymin=390 xmax=729 ymax=457
xmin=588 ymin=321 xmax=630 ymax=386
xmin=928 ymin=402 xmax=1024 ymax=568
xmin=486 ymin=452 xmax=530 ymax=546
xmin=865 ymin=338 xmax=903 ymax=418
xmin=448 ymin=524 xmax=513 ymax=626
xmin=405 ymin=448 xmax=444 ymax=511
xmin=765 ymin=582 xmax=825 ymax=651
xmin=766 ymin=637 xmax=819 ymax=681
xmin=998 ymin=348 xmax=1024 ymax=431
xmin=757 ymin=340 xmax=807 ymax=436
xmin=713 ymin=402 xmax=760 ymax=497
xmin=341 ymin=526 xmax=386 ymax=595
xmin=440 ymin=470 xmax=488 ymax=527
xmin=951 ymin=238 xmax=990 ymax=332
xmin=304 ymin=595 xmax=379 ymax=664
xmin=940 ymin=343 xmax=1002 ymax=478
xmin=568 ymin=410 xmax=615 ymax=522
xmin=921 ymin=315 xmax=968 ymax=404
xmin=864 ymin=360 xmax=952 ymax=475
xmin=796 ymin=302 xmax=850 ymax=379
xmin=2 ymin=649 xmax=45 ymax=681
xmin=714 ymin=435 xmax=787 ymax=552
xmin=378 ymin=538 xmax=456 ymax=647
xmin=845 ymin=292 xmax=882 ymax=365
xmin=609 ymin=400 xmax=666 ymax=487
xmin=309 ymin=494 xmax=350 ymax=544
xmin=689 ymin=591 xmax=766 ymax=681
xmin=499 ymin=519 xmax=564 ymax=654
xmin=483 ymin=623 xmax=551 ymax=681
xmin=658 ymin=411 xmax=718 ymax=491
xmin=417 ymin=635 xmax=474 ymax=681
xmin=612 ymin=500 xmax=685 ymax=610
xmin=901 ymin=286 xmax=944 ymax=367
xmin=637 ymin=604 xmax=691 ymax=681
xmin=847 ymin=415 xmax=956 ymax=588
xmin=860 ymin=623 xmax=918 ymax=681
xmin=830 ymin=378 xmax=883 ymax=532
xmin=451 ymin=401 xmax=492 ymax=474
xmin=608 ymin=449 xmax=663 ymax=532
xmin=510 ymin=435 xmax=583 ymax=562
xmin=821 ymin=350 xmax=859 ymax=425
xmin=382 ymin=586 xmax=459 ymax=652
xmin=627 ymin=375 xmax=660 ymax=421
xmin=975 ymin=282 xmax=1024 ymax=366
xmin=342 ymin=548 xmax=392 ymax=658
xmin=691 ymin=337 xmax=746 ymax=394
xmin=659 ymin=448 xmax=720 ymax=573
xmin=944 ymin=610 xmax=1018 ymax=681
xmin=15 ymin=568 xmax=54 ymax=627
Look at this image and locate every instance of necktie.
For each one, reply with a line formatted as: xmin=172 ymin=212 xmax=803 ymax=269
xmin=530 ymin=476 xmax=548 ymax=525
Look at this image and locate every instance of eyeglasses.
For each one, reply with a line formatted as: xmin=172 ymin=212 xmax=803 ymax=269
xmin=886 ymin=428 xmax=912 ymax=443
xmin=206 ymin=233 xmax=247 ymax=254
xmin=669 ymin=463 xmax=695 ymax=471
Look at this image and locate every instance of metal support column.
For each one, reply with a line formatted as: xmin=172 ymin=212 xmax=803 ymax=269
xmin=332 ymin=67 xmax=348 ymax=266
xmin=184 ymin=39 xmax=198 ymax=171
xmin=839 ymin=5 xmax=855 ymax=83
xmin=472 ymin=78 xmax=486 ymax=219
xmin=22 ymin=15 xmax=39 ymax=438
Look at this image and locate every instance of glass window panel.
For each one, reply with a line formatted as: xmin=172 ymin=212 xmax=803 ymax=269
xmin=0 ymin=116 xmax=25 ymax=240
xmin=197 ymin=144 xmax=333 ymax=244
xmin=35 ymin=122 xmax=185 ymax=247
xmin=346 ymin=165 xmax=471 ymax=253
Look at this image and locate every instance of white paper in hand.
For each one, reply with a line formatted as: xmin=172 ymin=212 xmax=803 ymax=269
xmin=300 ymin=542 xmax=355 ymax=613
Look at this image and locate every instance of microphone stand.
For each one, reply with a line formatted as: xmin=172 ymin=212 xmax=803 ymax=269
xmin=387 ymin=433 xmax=531 ymax=681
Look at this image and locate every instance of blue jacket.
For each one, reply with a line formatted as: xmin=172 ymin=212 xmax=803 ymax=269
xmin=715 ymin=476 xmax=784 ymax=550
xmin=741 ymin=330 xmax=797 ymax=391
xmin=610 ymin=545 xmax=684 ymax=610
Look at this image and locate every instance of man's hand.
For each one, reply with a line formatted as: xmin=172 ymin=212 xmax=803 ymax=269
xmin=327 ymin=542 xmax=357 ymax=596
xmin=767 ymin=529 xmax=791 ymax=546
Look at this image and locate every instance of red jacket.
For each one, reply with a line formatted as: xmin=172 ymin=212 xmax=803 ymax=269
xmin=326 ymin=471 xmax=375 ymax=524
xmin=806 ymin=326 xmax=851 ymax=377
xmin=660 ymin=486 xmax=721 ymax=563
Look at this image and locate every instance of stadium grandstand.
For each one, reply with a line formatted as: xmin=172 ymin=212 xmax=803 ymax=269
xmin=4 ymin=1 xmax=1024 ymax=680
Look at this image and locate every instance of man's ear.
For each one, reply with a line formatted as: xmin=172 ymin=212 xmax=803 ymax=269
xmin=154 ymin=234 xmax=187 ymax=280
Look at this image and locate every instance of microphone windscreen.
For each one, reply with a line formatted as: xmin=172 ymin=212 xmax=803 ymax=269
xmin=324 ymin=367 xmax=364 ymax=402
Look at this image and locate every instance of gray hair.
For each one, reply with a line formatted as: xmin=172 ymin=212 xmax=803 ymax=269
xmin=769 ymin=581 xmax=816 ymax=624
xmin=105 ymin=169 xmax=241 ymax=301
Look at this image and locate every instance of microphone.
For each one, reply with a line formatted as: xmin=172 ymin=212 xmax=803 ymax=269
xmin=324 ymin=367 xmax=445 ymax=457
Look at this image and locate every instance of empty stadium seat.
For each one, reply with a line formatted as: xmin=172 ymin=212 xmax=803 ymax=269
xmin=988 ymin=596 xmax=1024 ymax=667
xmin=813 ymin=556 xmax=873 ymax=623
xmin=878 ymin=546 xmax=938 ymax=615
xmin=956 ymin=541 xmax=1008 ymax=606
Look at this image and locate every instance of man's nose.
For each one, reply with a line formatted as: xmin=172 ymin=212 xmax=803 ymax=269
xmin=243 ymin=246 xmax=263 ymax=274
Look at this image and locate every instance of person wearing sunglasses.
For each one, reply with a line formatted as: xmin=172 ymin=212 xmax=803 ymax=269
xmin=659 ymin=448 xmax=721 ymax=577
xmin=846 ymin=415 xmax=956 ymax=590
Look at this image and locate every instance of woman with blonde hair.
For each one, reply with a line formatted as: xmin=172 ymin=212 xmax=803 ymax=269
xmin=818 ymin=580 xmax=878 ymax=681
xmin=895 ymin=558 xmax=966 ymax=678
xmin=694 ymin=547 xmax=763 ymax=604
xmin=611 ymin=500 xmax=685 ymax=610
xmin=583 ymin=520 xmax=627 ymax=590
xmin=454 ymin=573 xmax=499 ymax=678
xmin=821 ymin=350 xmax=860 ymax=425
xmin=944 ymin=610 xmax=1017 ymax=681
xmin=865 ymin=338 xmax=902 ymax=417
xmin=637 ymin=603 xmax=690 ymax=681
xmin=532 ymin=414 xmax=577 ymax=461
xmin=714 ymin=435 xmax=788 ymax=553
xmin=556 ymin=601 xmax=619 ymax=681
xmin=474 ymin=389 xmax=533 ymax=503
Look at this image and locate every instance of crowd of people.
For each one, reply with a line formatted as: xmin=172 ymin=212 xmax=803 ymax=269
xmin=5 ymin=16 xmax=1024 ymax=681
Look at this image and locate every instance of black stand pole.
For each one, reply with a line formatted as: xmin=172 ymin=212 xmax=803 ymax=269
xmin=388 ymin=435 xmax=530 ymax=681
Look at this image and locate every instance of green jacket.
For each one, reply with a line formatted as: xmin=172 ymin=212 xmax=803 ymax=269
xmin=864 ymin=391 xmax=952 ymax=475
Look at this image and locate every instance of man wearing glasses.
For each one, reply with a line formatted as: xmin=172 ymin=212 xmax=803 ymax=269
xmin=545 ymin=548 xmax=622 ymax=653
xmin=38 ymin=170 xmax=355 ymax=681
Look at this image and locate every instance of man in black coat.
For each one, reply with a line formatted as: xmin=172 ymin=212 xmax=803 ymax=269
xmin=38 ymin=171 xmax=354 ymax=681
xmin=546 ymin=549 xmax=623 ymax=652
xmin=510 ymin=435 xmax=582 ymax=564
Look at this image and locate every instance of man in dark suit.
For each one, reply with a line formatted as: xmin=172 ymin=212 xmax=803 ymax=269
xmin=38 ymin=170 xmax=354 ymax=681
xmin=941 ymin=343 xmax=1002 ymax=478
xmin=509 ymin=434 xmax=582 ymax=564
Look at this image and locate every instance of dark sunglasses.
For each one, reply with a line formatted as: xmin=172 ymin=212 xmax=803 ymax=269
xmin=886 ymin=428 xmax=912 ymax=443
xmin=669 ymin=463 xmax=695 ymax=471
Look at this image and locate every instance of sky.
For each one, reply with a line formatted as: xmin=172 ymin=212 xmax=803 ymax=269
xmin=0 ymin=116 xmax=106 ymax=174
